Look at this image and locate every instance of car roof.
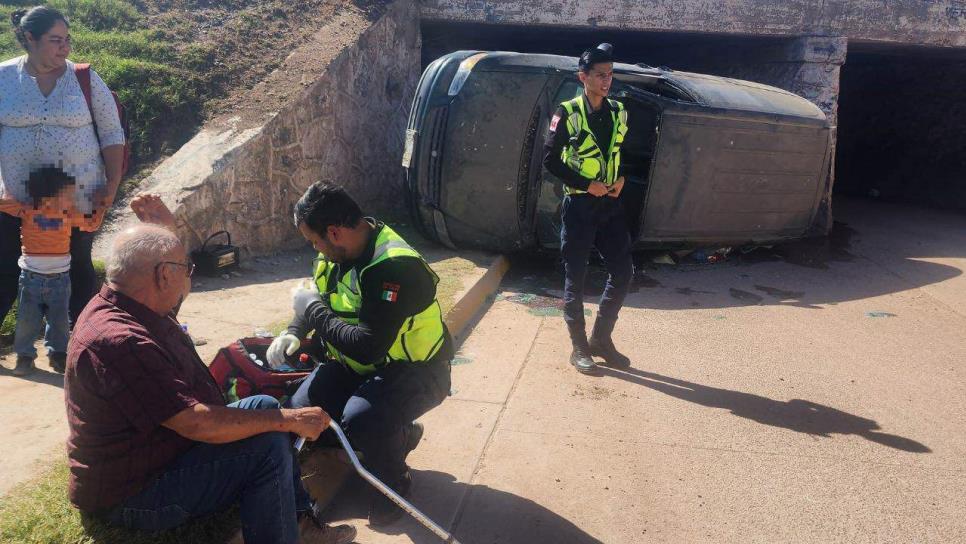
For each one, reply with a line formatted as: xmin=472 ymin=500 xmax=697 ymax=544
xmin=460 ymin=51 xmax=826 ymax=121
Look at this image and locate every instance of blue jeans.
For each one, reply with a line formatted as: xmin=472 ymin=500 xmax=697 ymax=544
xmin=13 ymin=269 xmax=71 ymax=359
xmin=106 ymin=396 xmax=312 ymax=544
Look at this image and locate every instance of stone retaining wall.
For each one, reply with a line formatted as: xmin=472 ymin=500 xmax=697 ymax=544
xmin=131 ymin=0 xmax=420 ymax=255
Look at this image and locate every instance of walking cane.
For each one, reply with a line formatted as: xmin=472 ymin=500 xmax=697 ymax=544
xmin=294 ymin=421 xmax=462 ymax=544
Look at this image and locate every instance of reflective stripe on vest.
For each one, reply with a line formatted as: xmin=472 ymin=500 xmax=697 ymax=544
xmin=558 ymin=94 xmax=628 ymax=195
xmin=313 ymin=225 xmax=446 ymax=375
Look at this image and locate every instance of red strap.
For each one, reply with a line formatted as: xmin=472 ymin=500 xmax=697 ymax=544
xmin=74 ymin=63 xmax=94 ymax=112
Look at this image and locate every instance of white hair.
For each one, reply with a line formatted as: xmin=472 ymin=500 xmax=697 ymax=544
xmin=106 ymin=225 xmax=183 ymax=284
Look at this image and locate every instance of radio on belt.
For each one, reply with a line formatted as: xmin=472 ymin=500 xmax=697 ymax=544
xmin=191 ymin=230 xmax=241 ymax=277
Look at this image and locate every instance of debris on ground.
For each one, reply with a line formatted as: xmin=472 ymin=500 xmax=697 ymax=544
xmin=503 ymin=292 xmax=591 ymax=317
xmin=866 ymin=311 xmax=898 ymax=318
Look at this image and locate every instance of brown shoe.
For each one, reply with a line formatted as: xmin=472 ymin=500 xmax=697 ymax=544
xmin=299 ymin=516 xmax=356 ymax=544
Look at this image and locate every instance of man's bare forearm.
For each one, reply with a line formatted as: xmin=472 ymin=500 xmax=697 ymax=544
xmin=163 ymin=403 xmax=324 ymax=444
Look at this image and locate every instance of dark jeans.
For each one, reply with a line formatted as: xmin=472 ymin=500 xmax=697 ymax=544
xmin=0 ymin=218 xmax=98 ymax=326
xmin=287 ymin=358 xmax=451 ymax=483
xmin=0 ymin=214 xmax=21 ymax=324
xmin=69 ymin=228 xmax=99 ymax=324
xmin=105 ymin=395 xmax=311 ymax=544
xmin=560 ymin=194 xmax=634 ymax=330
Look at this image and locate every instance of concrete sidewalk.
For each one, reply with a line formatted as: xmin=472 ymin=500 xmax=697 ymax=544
xmin=336 ymin=198 xmax=966 ymax=543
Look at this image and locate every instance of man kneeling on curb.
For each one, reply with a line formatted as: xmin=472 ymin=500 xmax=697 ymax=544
xmin=64 ymin=195 xmax=355 ymax=544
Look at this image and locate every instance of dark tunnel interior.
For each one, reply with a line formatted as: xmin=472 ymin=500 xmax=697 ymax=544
xmin=836 ymin=43 xmax=966 ymax=211
xmin=421 ymin=21 xmax=966 ymax=213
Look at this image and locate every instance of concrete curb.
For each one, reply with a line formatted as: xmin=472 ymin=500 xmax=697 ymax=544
xmin=444 ymin=255 xmax=510 ymax=343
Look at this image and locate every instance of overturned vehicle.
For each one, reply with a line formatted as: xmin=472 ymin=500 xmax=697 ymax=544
xmin=403 ymin=51 xmax=833 ymax=252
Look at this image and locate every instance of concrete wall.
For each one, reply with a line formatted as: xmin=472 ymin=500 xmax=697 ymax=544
xmin=133 ymin=0 xmax=421 ymax=255
xmin=422 ymin=0 xmax=966 ymax=48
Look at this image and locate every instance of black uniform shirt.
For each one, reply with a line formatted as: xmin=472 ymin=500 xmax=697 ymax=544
xmin=288 ymin=220 xmax=453 ymax=366
xmin=543 ymin=93 xmax=624 ymax=192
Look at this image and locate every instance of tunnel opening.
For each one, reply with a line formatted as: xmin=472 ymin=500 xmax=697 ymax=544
xmin=836 ymin=43 xmax=966 ymax=212
xmin=422 ymin=21 xmax=797 ymax=77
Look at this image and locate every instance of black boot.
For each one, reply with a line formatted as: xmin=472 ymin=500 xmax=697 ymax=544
xmin=567 ymin=323 xmax=597 ymax=374
xmin=589 ymin=319 xmax=631 ymax=369
xmin=368 ymin=469 xmax=412 ymax=527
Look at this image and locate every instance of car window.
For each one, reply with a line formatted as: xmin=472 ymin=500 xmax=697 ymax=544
xmin=552 ymin=80 xmax=583 ymax=108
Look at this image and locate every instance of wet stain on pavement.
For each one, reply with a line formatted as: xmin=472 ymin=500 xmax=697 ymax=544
xmin=754 ymin=285 xmax=805 ymax=300
xmin=676 ymin=287 xmax=715 ymax=296
xmin=729 ymin=288 xmax=764 ymax=304
xmin=738 ymin=222 xmax=856 ymax=270
xmin=633 ymin=273 xmax=662 ymax=290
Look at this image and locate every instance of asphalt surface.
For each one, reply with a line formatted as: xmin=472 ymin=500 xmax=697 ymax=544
xmin=332 ymin=197 xmax=966 ymax=543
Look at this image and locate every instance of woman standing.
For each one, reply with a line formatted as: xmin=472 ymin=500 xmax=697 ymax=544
xmin=0 ymin=5 xmax=125 ymax=330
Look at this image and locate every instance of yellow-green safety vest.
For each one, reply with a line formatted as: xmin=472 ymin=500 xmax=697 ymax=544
xmin=313 ymin=225 xmax=446 ymax=375
xmin=559 ymin=93 xmax=628 ymax=195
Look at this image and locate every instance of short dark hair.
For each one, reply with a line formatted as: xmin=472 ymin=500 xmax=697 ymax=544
xmin=26 ymin=166 xmax=75 ymax=208
xmin=579 ymin=43 xmax=614 ymax=73
xmin=11 ymin=6 xmax=69 ymax=50
xmin=293 ymin=182 xmax=363 ymax=236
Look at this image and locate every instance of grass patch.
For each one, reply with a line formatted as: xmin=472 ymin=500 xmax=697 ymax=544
xmin=0 ymin=461 xmax=238 ymax=544
xmin=0 ymin=1 xmax=222 ymax=164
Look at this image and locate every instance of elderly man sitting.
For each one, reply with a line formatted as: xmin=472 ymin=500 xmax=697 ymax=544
xmin=64 ymin=196 xmax=355 ymax=544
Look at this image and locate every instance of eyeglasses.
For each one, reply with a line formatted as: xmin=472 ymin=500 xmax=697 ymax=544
xmin=156 ymin=260 xmax=195 ymax=278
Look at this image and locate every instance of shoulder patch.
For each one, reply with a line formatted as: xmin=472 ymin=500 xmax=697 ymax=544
xmin=381 ymin=281 xmax=400 ymax=303
xmin=549 ymin=114 xmax=560 ymax=132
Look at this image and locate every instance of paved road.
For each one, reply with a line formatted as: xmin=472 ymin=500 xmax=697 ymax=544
xmin=338 ymin=198 xmax=966 ymax=543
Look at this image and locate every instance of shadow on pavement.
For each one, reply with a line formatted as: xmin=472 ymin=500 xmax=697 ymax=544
xmin=600 ymin=367 xmax=931 ymax=454
xmin=500 ymin=199 xmax=966 ymax=312
xmin=325 ymin=469 xmax=602 ymax=543
xmin=0 ymin=363 xmax=65 ymax=387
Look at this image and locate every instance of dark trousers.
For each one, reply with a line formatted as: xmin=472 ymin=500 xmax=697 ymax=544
xmin=69 ymin=228 xmax=99 ymax=324
xmin=0 ymin=217 xmax=99 ymax=326
xmin=560 ymin=194 xmax=634 ymax=332
xmin=0 ymin=214 xmax=21 ymax=323
xmin=106 ymin=395 xmax=311 ymax=544
xmin=287 ymin=358 xmax=451 ymax=483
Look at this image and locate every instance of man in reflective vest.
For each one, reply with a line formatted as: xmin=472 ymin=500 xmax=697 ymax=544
xmin=272 ymin=182 xmax=453 ymax=526
xmin=543 ymin=43 xmax=634 ymax=374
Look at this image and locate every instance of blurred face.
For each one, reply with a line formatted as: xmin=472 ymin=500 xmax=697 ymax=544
xmin=579 ymin=61 xmax=614 ymax=100
xmin=298 ymin=222 xmax=348 ymax=263
xmin=35 ymin=184 xmax=75 ymax=216
xmin=26 ymin=20 xmax=71 ymax=69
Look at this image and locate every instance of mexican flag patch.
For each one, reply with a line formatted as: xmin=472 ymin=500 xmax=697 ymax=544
xmin=381 ymin=282 xmax=400 ymax=303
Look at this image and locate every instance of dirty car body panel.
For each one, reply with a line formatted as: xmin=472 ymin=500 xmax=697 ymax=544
xmin=404 ymin=51 xmax=832 ymax=252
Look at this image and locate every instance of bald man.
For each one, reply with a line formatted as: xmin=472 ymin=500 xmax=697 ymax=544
xmin=63 ymin=199 xmax=355 ymax=544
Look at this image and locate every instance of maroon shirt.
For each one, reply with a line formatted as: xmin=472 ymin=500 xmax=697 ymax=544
xmin=65 ymin=286 xmax=225 ymax=512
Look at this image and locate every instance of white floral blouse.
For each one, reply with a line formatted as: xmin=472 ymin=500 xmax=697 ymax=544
xmin=0 ymin=56 xmax=124 ymax=214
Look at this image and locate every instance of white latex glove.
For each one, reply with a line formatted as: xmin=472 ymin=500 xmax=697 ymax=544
xmin=291 ymin=282 xmax=323 ymax=318
xmin=267 ymin=333 xmax=301 ymax=369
